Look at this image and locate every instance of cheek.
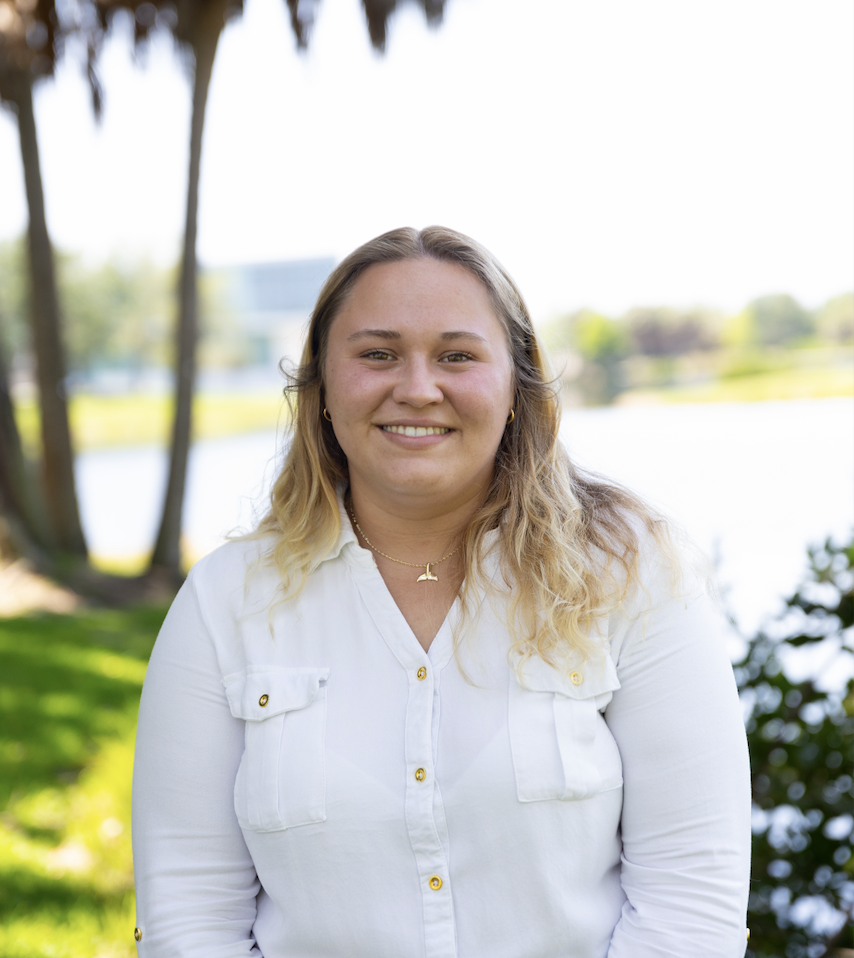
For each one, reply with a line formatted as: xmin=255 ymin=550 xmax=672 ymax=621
xmin=462 ymin=376 xmax=514 ymax=436
xmin=479 ymin=363 xmax=515 ymax=410
xmin=324 ymin=366 xmax=367 ymax=411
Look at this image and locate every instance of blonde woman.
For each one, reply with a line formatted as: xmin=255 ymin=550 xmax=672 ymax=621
xmin=132 ymin=227 xmax=751 ymax=957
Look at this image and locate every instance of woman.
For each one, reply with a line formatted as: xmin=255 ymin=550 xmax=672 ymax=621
xmin=132 ymin=226 xmax=751 ymax=957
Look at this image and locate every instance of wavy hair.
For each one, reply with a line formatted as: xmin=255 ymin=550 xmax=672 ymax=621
xmin=254 ymin=226 xmax=673 ymax=666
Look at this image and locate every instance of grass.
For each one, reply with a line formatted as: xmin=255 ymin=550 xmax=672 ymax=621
xmin=616 ymin=362 xmax=853 ymax=406
xmin=87 ymin=555 xmax=153 ymax=578
xmin=0 ymin=606 xmax=166 ymax=957
xmin=14 ymin=389 xmax=288 ymax=455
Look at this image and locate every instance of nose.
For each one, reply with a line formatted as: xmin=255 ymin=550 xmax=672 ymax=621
xmin=392 ymin=356 xmax=444 ymax=407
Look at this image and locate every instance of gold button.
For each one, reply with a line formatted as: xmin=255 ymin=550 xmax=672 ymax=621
xmin=428 ymin=875 xmax=442 ymax=890
xmin=417 ymin=667 xmax=427 ymax=681
xmin=570 ymin=671 xmax=583 ymax=686
xmin=746 ymin=928 xmax=750 ymax=941
xmin=134 ymin=927 xmax=142 ymax=942
xmin=259 ymin=694 xmax=269 ymax=707
xmin=415 ymin=768 xmax=426 ymax=782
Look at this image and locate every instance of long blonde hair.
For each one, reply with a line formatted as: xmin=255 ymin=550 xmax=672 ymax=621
xmin=255 ymin=226 xmax=672 ymax=666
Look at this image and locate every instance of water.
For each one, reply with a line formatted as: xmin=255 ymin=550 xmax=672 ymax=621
xmin=76 ymin=397 xmax=853 ymax=635
xmin=558 ymin=398 xmax=854 ymax=633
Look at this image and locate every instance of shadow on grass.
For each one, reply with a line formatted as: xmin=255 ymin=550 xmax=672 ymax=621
xmin=0 ymin=607 xmax=164 ymax=808
xmin=0 ymin=605 xmax=166 ymax=958
xmin=0 ymin=861 xmax=115 ymax=917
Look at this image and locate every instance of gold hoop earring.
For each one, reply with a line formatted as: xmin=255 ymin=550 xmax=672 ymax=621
xmin=322 ymin=408 xmax=332 ymax=422
xmin=506 ymin=409 xmax=515 ymax=424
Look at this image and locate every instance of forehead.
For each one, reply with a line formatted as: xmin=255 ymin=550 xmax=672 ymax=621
xmin=330 ymin=257 xmax=506 ymax=339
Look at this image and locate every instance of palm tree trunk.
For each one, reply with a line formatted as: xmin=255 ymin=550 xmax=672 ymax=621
xmin=149 ymin=8 xmax=224 ymax=574
xmin=13 ymin=72 xmax=87 ymax=558
xmin=0 ymin=327 xmax=52 ymax=562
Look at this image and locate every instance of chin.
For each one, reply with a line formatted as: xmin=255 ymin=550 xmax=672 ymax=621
xmin=371 ymin=468 xmax=451 ymax=496
xmin=384 ymin=476 xmax=447 ymax=496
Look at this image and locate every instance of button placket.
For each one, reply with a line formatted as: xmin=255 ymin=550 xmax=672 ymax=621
xmin=403 ymin=661 xmax=457 ymax=958
xmin=349 ymin=556 xmax=459 ymax=957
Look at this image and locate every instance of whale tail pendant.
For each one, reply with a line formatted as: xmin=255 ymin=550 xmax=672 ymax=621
xmin=417 ymin=564 xmax=439 ymax=582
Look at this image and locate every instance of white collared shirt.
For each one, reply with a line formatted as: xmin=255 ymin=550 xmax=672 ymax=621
xmin=132 ymin=508 xmax=751 ymax=957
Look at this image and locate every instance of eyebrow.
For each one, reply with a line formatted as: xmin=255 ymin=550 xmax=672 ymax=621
xmin=347 ymin=329 xmax=401 ymax=342
xmin=347 ymin=328 xmax=488 ymax=344
xmin=440 ymin=331 xmax=489 ymax=344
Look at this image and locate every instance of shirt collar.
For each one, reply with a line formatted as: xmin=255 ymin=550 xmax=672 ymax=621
xmin=318 ymin=484 xmax=506 ymax=571
xmin=315 ymin=485 xmax=366 ymax=567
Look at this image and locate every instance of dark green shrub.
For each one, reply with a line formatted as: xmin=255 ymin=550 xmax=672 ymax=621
xmin=736 ymin=538 xmax=854 ymax=957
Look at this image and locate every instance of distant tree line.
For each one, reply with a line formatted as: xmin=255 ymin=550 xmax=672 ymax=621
xmin=0 ymin=240 xmax=246 ymax=383
xmin=545 ymin=293 xmax=854 ymax=405
xmin=4 ymin=241 xmax=851 ymax=402
xmin=0 ymin=241 xmax=172 ymax=378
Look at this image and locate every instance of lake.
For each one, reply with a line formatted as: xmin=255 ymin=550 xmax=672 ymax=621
xmin=76 ymin=396 xmax=853 ymax=637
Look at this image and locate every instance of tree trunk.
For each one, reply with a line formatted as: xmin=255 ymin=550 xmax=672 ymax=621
xmin=0 ymin=329 xmax=52 ymax=564
xmin=12 ymin=72 xmax=87 ymax=558
xmin=149 ymin=7 xmax=225 ymax=574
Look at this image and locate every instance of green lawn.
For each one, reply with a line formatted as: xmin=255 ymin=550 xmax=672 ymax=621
xmin=0 ymin=606 xmax=166 ymax=958
xmin=15 ymin=390 xmax=289 ymax=454
xmin=616 ymin=361 xmax=853 ymax=406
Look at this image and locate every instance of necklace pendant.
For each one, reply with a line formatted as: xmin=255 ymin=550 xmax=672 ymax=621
xmin=417 ymin=563 xmax=439 ymax=583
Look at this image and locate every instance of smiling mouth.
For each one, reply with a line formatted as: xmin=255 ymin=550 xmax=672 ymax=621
xmin=381 ymin=425 xmax=451 ymax=437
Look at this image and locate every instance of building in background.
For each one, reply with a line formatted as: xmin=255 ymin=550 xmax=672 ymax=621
xmin=207 ymin=257 xmax=335 ymax=383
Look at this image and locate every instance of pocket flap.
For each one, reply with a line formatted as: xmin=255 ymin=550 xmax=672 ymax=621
xmin=514 ymin=652 xmax=620 ymax=700
xmin=223 ymin=666 xmax=330 ymax=721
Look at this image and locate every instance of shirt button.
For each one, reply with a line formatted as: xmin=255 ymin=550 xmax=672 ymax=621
xmin=569 ymin=671 xmax=583 ymax=686
xmin=417 ymin=667 xmax=427 ymax=681
xmin=415 ymin=768 xmax=426 ymax=782
xmin=259 ymin=694 xmax=269 ymax=707
xmin=429 ymin=875 xmax=443 ymax=890
xmin=134 ymin=927 xmax=143 ymax=942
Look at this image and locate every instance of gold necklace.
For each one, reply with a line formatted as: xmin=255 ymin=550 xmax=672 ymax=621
xmin=349 ymin=508 xmax=458 ymax=583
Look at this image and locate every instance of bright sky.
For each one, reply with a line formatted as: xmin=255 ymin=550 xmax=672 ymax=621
xmin=1 ymin=0 xmax=852 ymax=323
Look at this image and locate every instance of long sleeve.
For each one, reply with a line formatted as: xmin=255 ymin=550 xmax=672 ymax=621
xmin=605 ymin=563 xmax=752 ymax=957
xmin=132 ymin=570 xmax=261 ymax=957
xmin=131 ymin=526 xmax=752 ymax=958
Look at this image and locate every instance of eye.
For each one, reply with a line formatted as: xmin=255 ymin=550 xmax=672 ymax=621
xmin=361 ymin=349 xmax=395 ymax=361
xmin=441 ymin=351 xmax=475 ymax=363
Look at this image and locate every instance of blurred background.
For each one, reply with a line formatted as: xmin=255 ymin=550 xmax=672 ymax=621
xmin=0 ymin=0 xmax=852 ymax=955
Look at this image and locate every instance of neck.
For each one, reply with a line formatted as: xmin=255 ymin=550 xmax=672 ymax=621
xmin=347 ymin=483 xmax=485 ymax=564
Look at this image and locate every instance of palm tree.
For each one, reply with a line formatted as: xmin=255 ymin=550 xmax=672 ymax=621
xmin=96 ymin=0 xmax=448 ymax=578
xmin=151 ymin=0 xmax=247 ymax=574
xmin=361 ymin=0 xmax=445 ymax=50
xmin=0 ymin=0 xmax=89 ymax=560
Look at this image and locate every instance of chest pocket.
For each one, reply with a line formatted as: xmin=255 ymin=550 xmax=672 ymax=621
xmin=223 ymin=666 xmax=330 ymax=832
xmin=508 ymin=654 xmax=622 ymax=802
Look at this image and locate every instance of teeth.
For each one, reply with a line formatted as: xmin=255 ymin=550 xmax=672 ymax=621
xmin=382 ymin=425 xmax=450 ymax=437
